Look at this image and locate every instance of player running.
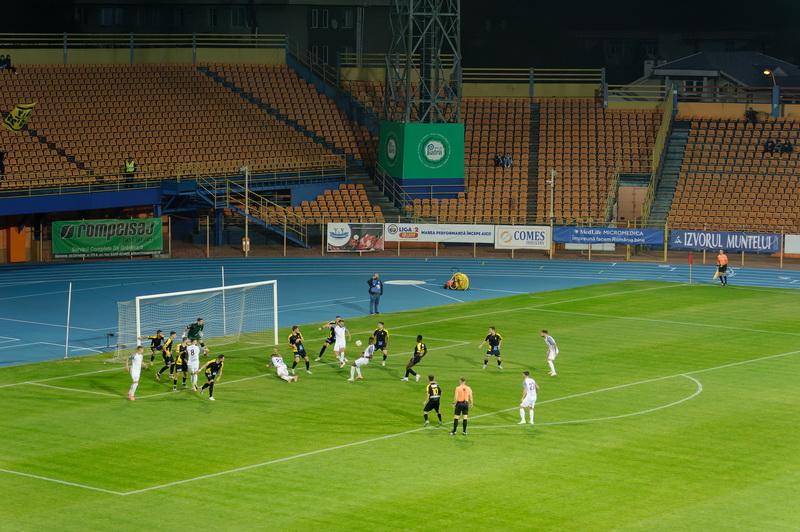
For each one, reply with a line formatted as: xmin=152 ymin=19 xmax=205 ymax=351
xmin=518 ymin=370 xmax=539 ymax=425
xmin=155 ymin=331 xmax=177 ymax=381
xmin=541 ymin=330 xmax=558 ymax=376
xmin=321 ymin=318 xmax=351 ymax=368
xmin=198 ymin=354 xmax=225 ymax=401
xmin=289 ymin=325 xmax=312 ymax=375
xmin=125 ymin=345 xmax=147 ymax=401
xmin=347 ymin=336 xmax=375 ymax=381
xmin=315 ymin=315 xmax=340 ymax=362
xmin=138 ymin=329 xmax=165 ymax=366
xmin=401 ymin=335 xmax=427 ymax=382
xmin=422 ymin=375 xmax=443 ymax=427
xmin=184 ymin=318 xmax=209 ymax=356
xmin=172 ymin=338 xmax=189 ymax=390
xmin=478 ymin=326 xmax=503 ymax=369
xmin=267 ymin=349 xmax=298 ymax=383
xmin=374 ymin=321 xmax=390 ymax=366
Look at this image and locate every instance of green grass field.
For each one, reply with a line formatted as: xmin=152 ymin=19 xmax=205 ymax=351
xmin=2 ymin=280 xmax=799 ymax=531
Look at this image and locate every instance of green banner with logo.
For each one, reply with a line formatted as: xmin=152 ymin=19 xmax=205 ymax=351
xmin=378 ymin=121 xmax=464 ymax=181
xmin=52 ymin=218 xmax=163 ymax=258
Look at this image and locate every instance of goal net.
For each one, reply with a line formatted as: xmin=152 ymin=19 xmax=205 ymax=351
xmin=113 ymin=280 xmax=278 ymax=362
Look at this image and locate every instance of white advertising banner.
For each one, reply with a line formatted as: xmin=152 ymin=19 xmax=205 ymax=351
xmin=784 ymin=234 xmax=800 ymax=254
xmin=384 ymin=223 xmax=495 ymax=243
xmin=495 ymin=225 xmax=552 ymax=250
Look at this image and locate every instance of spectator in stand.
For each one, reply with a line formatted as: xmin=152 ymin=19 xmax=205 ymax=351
xmin=124 ymin=157 xmax=136 ymax=178
xmin=494 ymin=154 xmax=502 ymax=167
xmin=504 ymin=154 xmax=513 ymax=168
xmin=763 ymin=139 xmax=775 ymax=154
xmin=773 ymin=139 xmax=783 ymax=154
xmin=0 ymin=55 xmax=19 ymax=75
xmin=781 ymin=139 xmax=793 ymax=154
xmin=745 ymin=107 xmax=758 ymax=127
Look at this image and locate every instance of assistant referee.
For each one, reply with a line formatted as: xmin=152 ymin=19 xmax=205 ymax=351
xmin=449 ymin=377 xmax=473 ymax=436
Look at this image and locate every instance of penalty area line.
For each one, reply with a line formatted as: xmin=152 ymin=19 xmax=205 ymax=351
xmin=0 ymin=468 xmax=124 ymax=495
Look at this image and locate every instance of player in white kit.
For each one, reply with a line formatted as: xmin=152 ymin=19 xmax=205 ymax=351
xmin=267 ymin=349 xmax=298 ymax=383
xmin=518 ymin=370 xmax=539 ymax=424
xmin=541 ymin=330 xmax=558 ymax=376
xmin=347 ymin=337 xmax=375 ymax=381
xmin=186 ymin=339 xmax=202 ymax=391
xmin=323 ymin=318 xmax=352 ymax=367
xmin=125 ymin=345 xmax=147 ymax=401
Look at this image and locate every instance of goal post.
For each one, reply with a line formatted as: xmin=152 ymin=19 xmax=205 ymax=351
xmin=114 ymin=280 xmax=278 ymax=361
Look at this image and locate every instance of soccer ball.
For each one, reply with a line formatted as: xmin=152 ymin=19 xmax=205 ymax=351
xmin=355 ymin=340 xmax=363 ymax=346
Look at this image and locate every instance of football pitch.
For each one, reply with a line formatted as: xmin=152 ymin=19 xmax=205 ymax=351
xmin=2 ymin=280 xmax=798 ymax=531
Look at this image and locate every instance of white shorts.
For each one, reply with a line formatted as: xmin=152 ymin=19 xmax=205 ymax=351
xmin=130 ymin=366 xmax=142 ymax=382
xmin=355 ymin=357 xmax=370 ymax=368
xmin=187 ymin=361 xmax=200 ymax=374
xmin=276 ymin=366 xmax=288 ymax=378
xmin=547 ymin=348 xmax=559 ymax=361
xmin=521 ymin=395 xmax=537 ymax=408
xmin=335 ymin=340 xmax=346 ymax=351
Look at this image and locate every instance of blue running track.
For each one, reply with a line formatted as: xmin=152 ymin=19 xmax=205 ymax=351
xmin=1 ymin=257 xmax=799 ymax=366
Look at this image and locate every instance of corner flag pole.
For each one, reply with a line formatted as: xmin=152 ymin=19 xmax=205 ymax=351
xmin=64 ymin=282 xmax=73 ymax=359
xmin=688 ymin=252 xmax=693 ymax=284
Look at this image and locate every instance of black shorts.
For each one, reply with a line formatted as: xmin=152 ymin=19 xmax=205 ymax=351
xmin=162 ymin=354 xmax=174 ymax=365
xmin=454 ymin=401 xmax=469 ymax=416
xmin=423 ymin=399 xmax=441 ymax=413
xmin=175 ymin=362 xmax=187 ymax=373
xmin=325 ymin=337 xmax=335 ymax=345
xmin=205 ymin=371 xmax=217 ymax=381
xmin=151 ymin=346 xmax=164 ymax=354
xmin=718 ymin=265 xmax=728 ymax=273
xmin=376 ymin=341 xmax=387 ymax=350
xmin=408 ymin=355 xmax=421 ymax=366
xmin=486 ymin=348 xmax=501 ymax=357
xmin=295 ymin=347 xmax=307 ymax=358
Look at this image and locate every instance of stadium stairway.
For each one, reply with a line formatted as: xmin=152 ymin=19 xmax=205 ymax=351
xmin=195 ymin=66 xmax=359 ymax=167
xmin=526 ymin=101 xmax=541 ymax=222
xmin=345 ymin=167 xmax=404 ymax=221
xmin=27 ymin=129 xmax=87 ymax=172
xmin=647 ymin=120 xmax=691 ymax=227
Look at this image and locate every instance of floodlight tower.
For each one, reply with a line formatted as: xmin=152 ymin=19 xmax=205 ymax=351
xmin=385 ymin=0 xmax=462 ymax=124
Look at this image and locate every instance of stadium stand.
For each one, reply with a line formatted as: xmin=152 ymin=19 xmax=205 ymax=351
xmin=536 ymin=98 xmax=661 ymax=223
xmin=210 ymin=63 xmax=378 ymax=167
xmin=0 ymin=64 xmax=344 ymax=187
xmin=293 ymin=183 xmax=383 ymax=224
xmin=670 ymin=116 xmax=800 ymax=231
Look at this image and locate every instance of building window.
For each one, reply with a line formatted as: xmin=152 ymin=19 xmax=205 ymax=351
xmin=725 ymin=40 xmax=736 ymax=52
xmin=342 ymin=9 xmax=354 ymax=29
xmin=484 ymin=20 xmax=491 ymax=32
xmin=312 ymin=45 xmax=319 ymax=61
xmin=322 ymin=46 xmax=329 ymax=63
xmin=208 ymin=7 xmax=217 ymax=27
xmin=74 ymin=7 xmax=87 ymax=25
xmin=174 ymin=7 xmax=184 ymax=27
xmin=231 ymin=7 xmax=246 ymax=28
xmin=310 ymin=9 xmax=319 ymax=29
xmin=644 ymin=40 xmax=657 ymax=57
xmin=321 ymin=9 xmax=329 ymax=29
xmin=100 ymin=7 xmax=124 ymax=26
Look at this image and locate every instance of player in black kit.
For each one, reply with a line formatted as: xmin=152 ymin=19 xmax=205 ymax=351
xmin=423 ymin=375 xmax=443 ymax=426
xmin=289 ymin=325 xmax=312 ymax=375
xmin=373 ymin=321 xmax=390 ymax=366
xmin=478 ymin=326 xmax=503 ymax=369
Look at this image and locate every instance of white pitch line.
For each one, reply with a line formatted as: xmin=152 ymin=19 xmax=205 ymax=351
xmin=0 ymin=367 xmax=122 ymax=389
xmin=466 ymin=375 xmax=703 ymax=429
xmin=413 ymin=283 xmax=465 ymax=303
xmin=25 ymin=382 xmax=121 ymax=398
xmin=530 ymin=308 xmax=800 ymax=337
xmin=0 ymin=316 xmax=103 ymax=331
xmin=0 ymin=469 xmax=124 ymax=495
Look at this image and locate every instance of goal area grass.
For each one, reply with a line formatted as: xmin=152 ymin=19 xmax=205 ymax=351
xmin=2 ymin=280 xmax=798 ymax=531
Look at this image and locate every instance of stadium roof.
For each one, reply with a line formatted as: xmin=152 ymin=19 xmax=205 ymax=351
xmin=653 ymin=51 xmax=800 ymax=87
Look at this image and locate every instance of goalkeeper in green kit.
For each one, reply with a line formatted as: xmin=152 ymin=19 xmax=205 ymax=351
xmin=184 ymin=318 xmax=210 ymax=357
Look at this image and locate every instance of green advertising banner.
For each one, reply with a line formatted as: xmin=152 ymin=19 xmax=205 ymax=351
xmin=378 ymin=121 xmax=464 ymax=182
xmin=52 ymin=218 xmax=163 ymax=258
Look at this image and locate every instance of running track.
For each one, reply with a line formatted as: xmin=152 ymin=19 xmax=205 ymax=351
xmin=1 ymin=257 xmax=799 ymax=366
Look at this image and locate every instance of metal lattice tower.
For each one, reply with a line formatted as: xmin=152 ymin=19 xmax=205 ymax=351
xmin=385 ymin=0 xmax=462 ymax=124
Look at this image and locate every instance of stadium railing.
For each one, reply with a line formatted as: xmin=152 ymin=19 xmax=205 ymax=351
xmin=641 ymin=87 xmax=676 ymax=224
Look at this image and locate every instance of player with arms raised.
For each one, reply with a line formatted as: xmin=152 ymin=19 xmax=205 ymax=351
xmin=267 ymin=349 xmax=298 ymax=383
xmin=138 ymin=329 xmax=165 ymax=366
xmin=155 ymin=331 xmax=177 ymax=381
xmin=199 ymin=354 xmax=225 ymax=401
xmin=184 ymin=318 xmax=209 ymax=357
xmin=347 ymin=336 xmax=375 ymax=381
